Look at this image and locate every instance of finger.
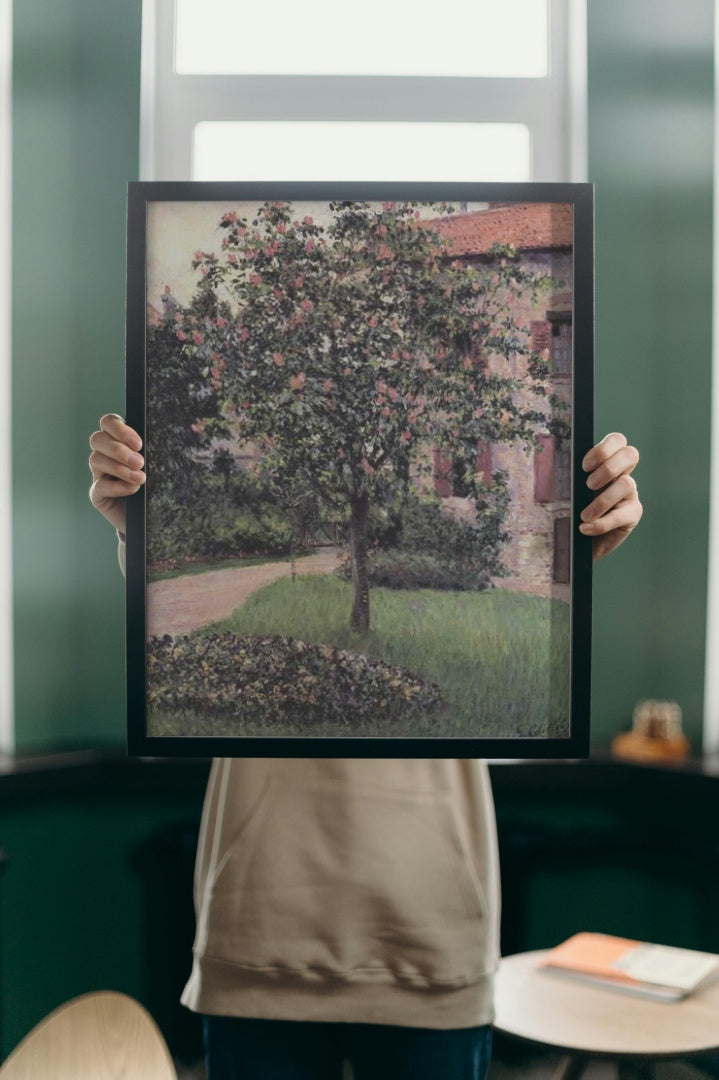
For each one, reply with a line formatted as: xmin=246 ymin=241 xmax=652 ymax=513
xmin=585 ymin=444 xmax=640 ymax=492
xmin=89 ymin=431 xmax=145 ymax=471
xmin=581 ymin=475 xmax=638 ymax=522
xmin=89 ymin=476 xmax=144 ymax=509
xmin=579 ymin=496 xmax=643 ymax=538
xmin=98 ymin=414 xmax=143 ymax=452
xmin=89 ymin=448 xmax=146 ymax=486
xmin=581 ymin=432 xmax=628 ymax=473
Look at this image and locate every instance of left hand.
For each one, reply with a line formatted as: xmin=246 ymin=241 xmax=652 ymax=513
xmin=580 ymin=433 xmax=642 ymax=560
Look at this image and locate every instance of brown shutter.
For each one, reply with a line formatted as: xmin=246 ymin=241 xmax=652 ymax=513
xmin=553 ymin=516 xmax=571 ymax=583
xmin=534 ymin=434 xmax=555 ymax=502
xmin=530 ymin=320 xmax=552 ymax=355
xmin=475 ymin=441 xmax=493 ymax=482
xmin=433 ymin=449 xmax=452 ymax=497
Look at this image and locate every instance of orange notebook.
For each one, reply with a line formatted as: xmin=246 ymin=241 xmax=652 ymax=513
xmin=540 ymin=932 xmax=719 ymax=1002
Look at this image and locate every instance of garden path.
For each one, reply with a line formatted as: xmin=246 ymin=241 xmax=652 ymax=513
xmin=147 ymin=548 xmax=341 ymax=637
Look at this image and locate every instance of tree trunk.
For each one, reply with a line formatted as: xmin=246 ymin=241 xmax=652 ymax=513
xmin=349 ymin=491 xmax=370 ymax=632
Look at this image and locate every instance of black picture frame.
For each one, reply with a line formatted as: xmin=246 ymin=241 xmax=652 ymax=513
xmin=126 ymin=181 xmax=593 ymax=758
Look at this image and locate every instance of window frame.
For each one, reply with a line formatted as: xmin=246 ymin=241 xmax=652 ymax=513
xmin=140 ymin=0 xmax=587 ymax=184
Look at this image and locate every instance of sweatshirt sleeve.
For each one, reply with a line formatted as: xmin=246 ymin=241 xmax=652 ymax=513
xmin=117 ymin=530 xmax=126 ymax=577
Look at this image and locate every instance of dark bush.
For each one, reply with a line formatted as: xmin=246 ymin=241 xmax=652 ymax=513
xmin=146 ymin=632 xmax=444 ymax=731
xmin=147 ymin=492 xmax=302 ymax=565
xmin=335 ymin=551 xmax=491 ymax=592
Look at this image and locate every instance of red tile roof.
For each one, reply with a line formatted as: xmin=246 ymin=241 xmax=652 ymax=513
xmin=428 ymin=203 xmax=573 ymax=256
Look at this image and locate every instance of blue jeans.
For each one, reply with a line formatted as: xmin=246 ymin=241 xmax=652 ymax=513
xmin=203 ymin=1015 xmax=493 ymax=1080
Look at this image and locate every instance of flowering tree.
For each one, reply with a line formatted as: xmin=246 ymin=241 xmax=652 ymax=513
xmin=171 ymin=201 xmax=557 ymax=631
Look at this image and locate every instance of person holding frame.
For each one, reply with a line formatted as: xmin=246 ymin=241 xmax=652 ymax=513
xmin=89 ymin=419 xmax=640 ymax=1080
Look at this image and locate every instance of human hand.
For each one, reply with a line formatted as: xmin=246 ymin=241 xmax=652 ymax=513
xmin=580 ymin=432 xmax=642 ymax=560
xmin=88 ymin=414 xmax=145 ymax=536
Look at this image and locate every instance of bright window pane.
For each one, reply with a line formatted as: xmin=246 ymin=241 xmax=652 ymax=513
xmin=192 ymin=121 xmax=532 ymax=182
xmin=176 ymin=0 xmax=548 ymax=78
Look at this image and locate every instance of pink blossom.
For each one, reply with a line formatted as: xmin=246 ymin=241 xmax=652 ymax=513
xmin=304 ymin=239 xmax=315 ymax=255
xmin=400 ymin=430 xmax=412 ymax=443
xmin=273 ymin=352 xmax=284 ymax=366
xmin=211 ymin=367 xmax=221 ymax=378
xmin=290 ymin=372 xmax=306 ymax=391
xmin=472 ymin=281 xmax=481 ymax=292
xmin=342 ymin=367 xmax=351 ymax=376
xmin=381 ymin=407 xmax=391 ymax=419
xmin=377 ymin=245 xmax=391 ymax=260
xmin=388 ymin=387 xmax=399 ymax=402
xmin=294 ymin=275 xmax=304 ymax=289
xmin=323 ymin=378 xmax=333 ymax=392
xmin=192 ymin=331 xmax=204 ymax=345
xmin=276 ymin=222 xmax=286 ymax=234
xmin=174 ymin=313 xmax=183 ymax=323
xmin=274 ymin=288 xmax=284 ymax=300
xmin=227 ymin=254 xmax=238 ymax=266
xmin=377 ymin=225 xmax=387 ymax=236
xmin=240 ymin=327 xmax=250 ymax=341
xmin=303 ymin=216 xmax=314 ymax=225
xmin=368 ymin=316 xmax=378 ymax=328
xmin=360 ymin=459 xmax=375 ymax=475
xmin=300 ymin=298 xmax=313 ymax=312
xmin=176 ymin=330 xmax=187 ymax=342
xmin=216 ymin=316 xmax=228 ymax=328
xmin=249 ymin=274 xmax=261 ymax=286
xmin=221 ymin=211 xmax=238 ymax=225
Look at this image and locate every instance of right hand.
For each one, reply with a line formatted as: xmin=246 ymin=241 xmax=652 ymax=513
xmin=88 ymin=414 xmax=145 ymax=535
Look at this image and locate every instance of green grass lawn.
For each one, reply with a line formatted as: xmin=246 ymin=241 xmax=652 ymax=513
xmin=148 ymin=574 xmax=570 ymax=740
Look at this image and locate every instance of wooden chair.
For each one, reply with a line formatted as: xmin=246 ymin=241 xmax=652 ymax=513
xmin=0 ymin=991 xmax=178 ymax=1079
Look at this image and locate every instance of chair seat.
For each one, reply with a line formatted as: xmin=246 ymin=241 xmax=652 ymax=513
xmin=0 ymin=991 xmax=178 ymax=1079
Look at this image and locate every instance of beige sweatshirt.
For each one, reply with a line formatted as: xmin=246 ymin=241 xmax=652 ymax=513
xmin=121 ymin=537 xmax=501 ymax=1029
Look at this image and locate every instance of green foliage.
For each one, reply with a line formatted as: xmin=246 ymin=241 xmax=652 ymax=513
xmin=336 ymin=551 xmax=491 ymax=592
xmin=145 ymin=292 xmax=227 ymax=499
xmin=184 ymin=202 xmax=554 ymax=511
xmin=146 ymin=490 xmax=299 ymax=565
xmin=146 ymin=632 xmax=444 ymax=732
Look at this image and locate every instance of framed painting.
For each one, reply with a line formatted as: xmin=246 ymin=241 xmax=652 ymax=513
xmin=126 ymin=181 xmax=593 ymax=757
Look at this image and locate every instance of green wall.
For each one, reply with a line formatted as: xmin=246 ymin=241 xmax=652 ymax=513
xmin=12 ymin=0 xmax=142 ymax=751
xmin=587 ymin=0 xmax=714 ymax=748
xmin=10 ymin=0 xmax=716 ymax=751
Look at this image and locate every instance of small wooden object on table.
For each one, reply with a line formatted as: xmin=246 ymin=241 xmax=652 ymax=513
xmin=494 ymin=949 xmax=719 ymax=1080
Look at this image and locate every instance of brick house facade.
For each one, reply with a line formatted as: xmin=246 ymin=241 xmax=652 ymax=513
xmin=426 ymin=203 xmax=573 ymax=598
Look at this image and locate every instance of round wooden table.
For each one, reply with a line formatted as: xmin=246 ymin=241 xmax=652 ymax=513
xmin=494 ymin=949 xmax=719 ymax=1079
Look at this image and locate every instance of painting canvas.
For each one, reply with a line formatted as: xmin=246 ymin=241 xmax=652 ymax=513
xmin=126 ymin=181 xmax=593 ymax=757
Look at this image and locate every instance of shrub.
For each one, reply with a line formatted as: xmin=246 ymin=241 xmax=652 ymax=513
xmin=146 ymin=492 xmax=304 ymax=564
xmin=335 ymin=551 xmax=491 ymax=592
xmin=146 ymin=632 xmax=443 ymax=732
